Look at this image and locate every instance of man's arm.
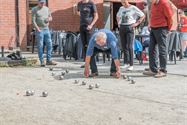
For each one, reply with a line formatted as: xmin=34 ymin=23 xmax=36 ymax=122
xmin=114 ymin=59 xmax=121 ymax=78
xmin=87 ymin=3 xmax=99 ymax=30
xmin=84 ymin=35 xmax=95 ymax=77
xmin=89 ymin=12 xmax=98 ymax=27
xmin=110 ymin=42 xmax=121 ymax=78
xmin=84 ymin=56 xmax=91 ymax=77
xmin=163 ymin=1 xmax=173 ymax=30
xmin=32 ymin=8 xmax=40 ymax=32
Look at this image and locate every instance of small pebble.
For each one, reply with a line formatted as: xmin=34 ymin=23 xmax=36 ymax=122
xmin=95 ymin=83 xmax=100 ymax=88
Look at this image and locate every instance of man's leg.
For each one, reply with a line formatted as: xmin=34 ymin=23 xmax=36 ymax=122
xmin=126 ymin=26 xmax=134 ymax=67
xmin=80 ymin=27 xmax=87 ymax=60
xmin=149 ymin=29 xmax=159 ymax=73
xmin=156 ymin=28 xmax=168 ymax=73
xmin=119 ymin=25 xmax=129 ymax=64
xmin=44 ymin=29 xmax=52 ymax=63
xmin=36 ymin=30 xmax=44 ymax=65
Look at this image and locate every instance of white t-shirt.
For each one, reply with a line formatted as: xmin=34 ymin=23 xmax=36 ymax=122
xmin=117 ymin=5 xmax=144 ymax=25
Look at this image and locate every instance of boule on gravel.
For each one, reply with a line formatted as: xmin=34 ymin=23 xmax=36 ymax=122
xmin=61 ymin=71 xmax=66 ymax=76
xmin=82 ymin=81 xmax=86 ymax=85
xmin=42 ymin=91 xmax=48 ymax=97
xmin=58 ymin=75 xmax=64 ymax=80
xmin=49 ymin=67 xmax=53 ymax=71
xmin=30 ymin=90 xmax=35 ymax=96
xmin=122 ymin=75 xmax=128 ymax=79
xmin=26 ymin=90 xmax=32 ymax=96
xmin=51 ymin=72 xmax=56 ymax=76
xmin=65 ymin=69 xmax=69 ymax=74
xmin=95 ymin=83 xmax=100 ymax=88
xmin=128 ymin=76 xmax=132 ymax=81
xmin=130 ymin=80 xmax=136 ymax=84
xmin=88 ymin=84 xmax=94 ymax=90
xmin=74 ymin=80 xmax=79 ymax=84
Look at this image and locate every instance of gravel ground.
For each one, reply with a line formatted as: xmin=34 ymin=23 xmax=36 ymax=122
xmin=0 ymin=57 xmax=186 ymax=125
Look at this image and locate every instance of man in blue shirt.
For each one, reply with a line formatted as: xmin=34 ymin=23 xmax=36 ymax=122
xmin=84 ymin=29 xmax=121 ymax=78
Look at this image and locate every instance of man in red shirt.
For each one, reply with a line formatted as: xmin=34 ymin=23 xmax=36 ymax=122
xmin=179 ymin=10 xmax=187 ymax=57
xmin=143 ymin=0 xmax=173 ymax=78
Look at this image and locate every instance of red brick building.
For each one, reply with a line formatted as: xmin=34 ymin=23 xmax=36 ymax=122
xmin=0 ymin=0 xmax=186 ymax=50
xmin=0 ymin=0 xmax=104 ymax=50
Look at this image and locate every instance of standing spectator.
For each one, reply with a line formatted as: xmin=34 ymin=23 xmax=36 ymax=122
xmin=77 ymin=0 xmax=98 ymax=68
xmin=143 ymin=0 xmax=173 ymax=78
xmin=179 ymin=10 xmax=187 ymax=57
xmin=32 ymin=0 xmax=56 ymax=67
xmin=116 ymin=0 xmax=145 ymax=71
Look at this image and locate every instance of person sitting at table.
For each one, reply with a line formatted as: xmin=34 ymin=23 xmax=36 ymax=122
xmin=84 ymin=29 xmax=121 ymax=78
xmin=140 ymin=26 xmax=150 ymax=51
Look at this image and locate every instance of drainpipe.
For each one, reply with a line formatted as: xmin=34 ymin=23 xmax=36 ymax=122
xmin=15 ymin=0 xmax=20 ymax=48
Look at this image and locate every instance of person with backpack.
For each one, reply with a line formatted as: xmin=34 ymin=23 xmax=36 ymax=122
xmin=77 ymin=0 xmax=98 ymax=68
xmin=84 ymin=29 xmax=121 ymax=78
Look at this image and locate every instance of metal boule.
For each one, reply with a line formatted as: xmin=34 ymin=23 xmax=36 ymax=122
xmin=131 ymin=80 xmax=136 ymax=84
xmin=51 ymin=72 xmax=55 ymax=76
xmin=65 ymin=69 xmax=69 ymax=74
xmin=88 ymin=84 xmax=94 ymax=90
xmin=30 ymin=90 xmax=35 ymax=96
xmin=128 ymin=77 xmax=132 ymax=81
xmin=49 ymin=67 xmax=53 ymax=71
xmin=59 ymin=75 xmax=64 ymax=80
xmin=95 ymin=83 xmax=100 ymax=88
xmin=26 ymin=90 xmax=32 ymax=96
xmin=82 ymin=81 xmax=86 ymax=85
xmin=74 ymin=80 xmax=79 ymax=84
xmin=61 ymin=71 xmax=66 ymax=76
xmin=42 ymin=91 xmax=48 ymax=97
xmin=123 ymin=75 xmax=127 ymax=79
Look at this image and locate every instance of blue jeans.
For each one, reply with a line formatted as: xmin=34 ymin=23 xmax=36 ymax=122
xmin=35 ymin=28 xmax=52 ymax=64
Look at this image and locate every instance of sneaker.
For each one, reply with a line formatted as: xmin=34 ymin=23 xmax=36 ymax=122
xmin=127 ymin=66 xmax=133 ymax=71
xmin=46 ymin=60 xmax=57 ymax=65
xmin=144 ymin=68 xmax=150 ymax=71
xmin=121 ymin=64 xmax=130 ymax=69
xmin=154 ymin=71 xmax=167 ymax=78
xmin=143 ymin=70 xmax=157 ymax=76
xmin=40 ymin=62 xmax=45 ymax=67
xmin=89 ymin=72 xmax=98 ymax=77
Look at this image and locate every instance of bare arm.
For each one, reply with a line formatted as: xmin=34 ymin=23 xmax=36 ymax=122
xmin=32 ymin=11 xmax=40 ymax=32
xmin=116 ymin=16 xmax=120 ymax=27
xmin=87 ymin=12 xmax=98 ymax=30
xmin=84 ymin=56 xmax=91 ymax=77
xmin=90 ymin=12 xmax=98 ymax=27
xmin=114 ymin=59 xmax=121 ymax=78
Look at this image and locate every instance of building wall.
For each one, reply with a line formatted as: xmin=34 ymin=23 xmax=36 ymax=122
xmin=48 ymin=0 xmax=104 ymax=31
xmin=0 ymin=0 xmax=27 ymax=50
xmin=0 ymin=0 xmax=103 ymax=50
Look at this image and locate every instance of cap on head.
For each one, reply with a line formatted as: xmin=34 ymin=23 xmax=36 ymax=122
xmin=38 ymin=0 xmax=46 ymax=3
